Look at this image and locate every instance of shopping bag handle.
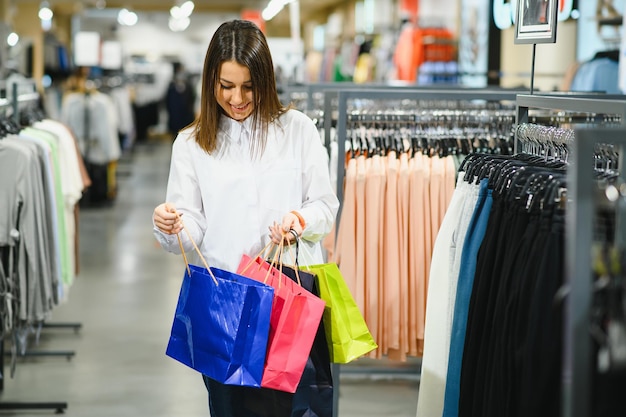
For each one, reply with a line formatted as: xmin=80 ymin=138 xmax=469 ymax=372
xmin=295 ymin=232 xmax=316 ymax=271
xmin=237 ymin=238 xmax=284 ymax=286
xmin=285 ymin=230 xmax=303 ymax=286
xmin=268 ymin=231 xmax=303 ymax=287
xmin=238 ymin=240 xmax=274 ymax=276
xmin=267 ymin=238 xmax=288 ymax=287
xmin=175 ymin=215 xmax=218 ymax=286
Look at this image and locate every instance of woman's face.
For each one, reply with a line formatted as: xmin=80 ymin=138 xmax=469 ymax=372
xmin=215 ymin=60 xmax=254 ymax=121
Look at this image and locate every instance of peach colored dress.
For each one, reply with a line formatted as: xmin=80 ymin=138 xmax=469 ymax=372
xmin=335 ymin=157 xmax=357 ymax=302
xmin=409 ymin=152 xmax=427 ymax=356
xmin=383 ymin=151 xmax=400 ymax=356
xmin=364 ymin=154 xmax=386 ymax=358
xmin=354 ymin=154 xmax=367 ymax=315
xmin=388 ymin=151 xmax=411 ymax=361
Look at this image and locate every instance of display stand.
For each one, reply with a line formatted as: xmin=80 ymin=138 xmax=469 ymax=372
xmin=565 ymin=127 xmax=626 ymax=417
xmin=512 ymin=93 xmax=626 ymax=417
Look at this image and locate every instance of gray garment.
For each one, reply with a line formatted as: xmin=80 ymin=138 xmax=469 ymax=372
xmin=20 ymin=130 xmax=64 ymax=309
xmin=60 ymin=92 xmax=121 ymax=164
xmin=0 ymin=137 xmax=53 ymax=323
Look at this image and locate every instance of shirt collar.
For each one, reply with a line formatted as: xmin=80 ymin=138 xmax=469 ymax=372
xmin=219 ymin=115 xmax=254 ymax=145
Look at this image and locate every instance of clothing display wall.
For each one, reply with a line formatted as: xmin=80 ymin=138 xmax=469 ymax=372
xmin=427 ymin=150 xmax=568 ymax=417
xmin=0 ymin=89 xmax=88 ymax=365
xmin=0 ymin=85 xmax=91 ymax=415
xmin=417 ymin=93 xmax=626 ymax=417
xmin=329 ymin=89 xmax=520 ymax=363
xmin=334 ymin=109 xmax=517 ymax=362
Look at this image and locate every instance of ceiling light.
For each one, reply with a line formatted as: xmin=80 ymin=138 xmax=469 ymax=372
xmin=262 ymin=0 xmax=295 ymax=21
xmin=179 ymin=1 xmax=194 ymax=16
xmin=38 ymin=1 xmax=53 ymax=21
xmin=170 ymin=6 xmax=183 ymax=19
xmin=7 ymin=32 xmax=18 ymax=47
xmin=171 ymin=1 xmax=194 ymax=19
xmin=117 ymin=8 xmax=138 ymax=26
xmin=169 ymin=16 xmax=190 ymax=32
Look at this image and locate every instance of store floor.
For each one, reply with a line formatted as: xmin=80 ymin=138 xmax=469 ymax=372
xmin=0 ymin=139 xmax=419 ymax=417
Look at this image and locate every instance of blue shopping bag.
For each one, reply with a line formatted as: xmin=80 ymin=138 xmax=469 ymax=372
xmin=165 ymin=222 xmax=274 ymax=388
xmin=166 ymin=264 xmax=274 ymax=387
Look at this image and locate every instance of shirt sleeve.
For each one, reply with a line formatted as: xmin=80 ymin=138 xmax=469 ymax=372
xmin=153 ymin=132 xmax=206 ymax=255
xmin=295 ymin=113 xmax=340 ymax=243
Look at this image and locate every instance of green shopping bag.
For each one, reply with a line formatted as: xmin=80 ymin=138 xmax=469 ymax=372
xmin=302 ymin=262 xmax=377 ymax=363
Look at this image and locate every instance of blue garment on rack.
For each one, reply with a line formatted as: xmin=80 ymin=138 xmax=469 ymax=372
xmin=570 ymin=57 xmax=620 ymax=94
xmin=442 ymin=178 xmax=493 ymax=417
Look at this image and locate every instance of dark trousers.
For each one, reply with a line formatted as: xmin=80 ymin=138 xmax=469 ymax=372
xmin=203 ymin=377 xmax=293 ymax=417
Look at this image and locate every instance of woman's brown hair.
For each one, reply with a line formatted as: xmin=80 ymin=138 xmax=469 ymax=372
xmin=192 ymin=19 xmax=288 ymax=155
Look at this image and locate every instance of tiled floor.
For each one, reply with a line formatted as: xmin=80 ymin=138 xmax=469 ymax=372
xmin=0 ymin=139 xmax=419 ymax=416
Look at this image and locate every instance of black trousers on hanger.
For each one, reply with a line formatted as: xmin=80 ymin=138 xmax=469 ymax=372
xmin=458 ymin=191 xmax=564 ymax=417
xmin=518 ymin=207 xmax=564 ymax=417
xmin=459 ymin=193 xmax=532 ymax=417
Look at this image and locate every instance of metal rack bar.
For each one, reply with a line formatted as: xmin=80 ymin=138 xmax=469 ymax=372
xmin=286 ymin=83 xmax=522 ymax=158
xmin=42 ymin=322 xmax=83 ymax=333
xmin=0 ymin=401 xmax=67 ymax=413
xmin=0 ymin=340 xmax=69 ymax=414
xmin=515 ymin=93 xmax=626 ymax=153
xmin=7 ymin=350 xmax=76 ymax=360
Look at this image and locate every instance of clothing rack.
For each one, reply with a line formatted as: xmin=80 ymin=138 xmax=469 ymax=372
xmin=328 ymin=87 xmax=524 ymax=417
xmin=285 ymin=82 xmax=430 ymax=157
xmin=11 ymin=81 xmax=83 ymax=342
xmin=318 ymin=84 xmax=518 ymax=153
xmin=513 ymin=93 xmax=626 ymax=417
xmin=565 ymin=127 xmax=626 ymax=417
xmin=334 ymin=88 xmax=523 ymax=225
xmin=0 ymin=83 xmax=79 ymax=414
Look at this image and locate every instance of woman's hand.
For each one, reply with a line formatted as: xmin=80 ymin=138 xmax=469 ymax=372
xmin=153 ymin=203 xmax=182 ymax=235
xmin=268 ymin=211 xmax=304 ymax=245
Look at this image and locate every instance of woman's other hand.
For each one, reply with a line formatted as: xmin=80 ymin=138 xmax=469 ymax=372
xmin=268 ymin=211 xmax=303 ymax=245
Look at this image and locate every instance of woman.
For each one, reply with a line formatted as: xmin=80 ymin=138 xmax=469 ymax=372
xmin=152 ymin=19 xmax=339 ymax=416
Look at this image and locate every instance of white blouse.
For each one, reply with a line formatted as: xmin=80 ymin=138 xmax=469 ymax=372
xmin=154 ymin=109 xmax=339 ymax=272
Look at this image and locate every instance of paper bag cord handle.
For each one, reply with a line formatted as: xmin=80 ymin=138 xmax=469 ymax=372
xmin=266 ymin=238 xmax=287 ymax=287
xmin=267 ymin=230 xmax=302 ymax=287
xmin=239 ymin=240 xmax=274 ymax=275
xmin=175 ymin=215 xmax=218 ymax=286
xmin=177 ymin=234 xmax=191 ymax=277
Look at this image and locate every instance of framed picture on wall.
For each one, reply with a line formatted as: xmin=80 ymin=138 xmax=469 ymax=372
xmin=515 ymin=0 xmax=558 ymax=44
